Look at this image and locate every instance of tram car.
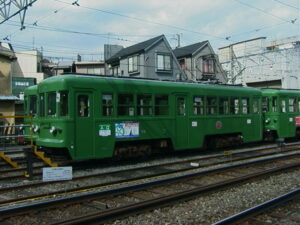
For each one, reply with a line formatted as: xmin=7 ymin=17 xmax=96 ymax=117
xmin=24 ymin=74 xmax=263 ymax=160
xmin=24 ymin=85 xmax=39 ymax=143
xmin=262 ymin=89 xmax=300 ymax=141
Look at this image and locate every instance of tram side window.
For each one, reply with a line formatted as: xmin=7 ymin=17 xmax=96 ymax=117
xmin=230 ymin=98 xmax=239 ymax=114
xmin=289 ymin=98 xmax=297 ymax=112
xmin=241 ymin=98 xmax=249 ymax=114
xmin=118 ymin=94 xmax=134 ymax=116
xmin=262 ymin=97 xmax=269 ymax=113
xmin=47 ymin=92 xmax=56 ymax=116
xmin=253 ymin=98 xmax=259 ymax=113
xmin=272 ymin=97 xmax=277 ymax=112
xmin=281 ymin=99 xmax=286 ymax=112
xmin=102 ymin=93 xmax=113 ymax=116
xmin=219 ymin=97 xmax=229 ymax=115
xmin=60 ymin=91 xmax=68 ymax=116
xmin=298 ymin=99 xmax=300 ymax=112
xmin=177 ymin=97 xmax=185 ymax=116
xmin=39 ymin=94 xmax=45 ymax=117
xmin=281 ymin=99 xmax=286 ymax=113
xmin=137 ymin=94 xmax=152 ymax=116
xmin=78 ymin=95 xmax=89 ymax=117
xmin=207 ymin=97 xmax=217 ymax=115
xmin=155 ymin=95 xmax=168 ymax=115
xmin=29 ymin=95 xmax=37 ymax=116
xmin=193 ymin=96 xmax=204 ymax=115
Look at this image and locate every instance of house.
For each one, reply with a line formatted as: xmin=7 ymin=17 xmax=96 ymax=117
xmin=105 ymin=35 xmax=184 ymax=80
xmin=0 ymin=42 xmax=18 ymax=125
xmin=75 ymin=61 xmax=105 ymax=75
xmin=173 ymin=41 xmax=227 ymax=83
xmin=13 ymin=50 xmax=48 ymax=83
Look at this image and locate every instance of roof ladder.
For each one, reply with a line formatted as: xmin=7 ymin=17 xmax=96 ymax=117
xmin=0 ymin=152 xmax=19 ymax=168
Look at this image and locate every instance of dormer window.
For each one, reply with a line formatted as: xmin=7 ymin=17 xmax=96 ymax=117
xmin=128 ymin=55 xmax=139 ymax=74
xmin=157 ymin=53 xmax=171 ymax=72
xmin=202 ymin=56 xmax=215 ymax=74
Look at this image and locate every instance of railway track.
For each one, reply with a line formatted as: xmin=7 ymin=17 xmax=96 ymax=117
xmin=0 ymin=141 xmax=299 ymax=181
xmin=0 ymin=151 xmax=299 ymax=224
xmin=213 ymin=189 xmax=300 ymax=225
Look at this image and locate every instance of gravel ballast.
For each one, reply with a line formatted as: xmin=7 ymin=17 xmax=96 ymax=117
xmin=110 ymin=169 xmax=300 ymax=225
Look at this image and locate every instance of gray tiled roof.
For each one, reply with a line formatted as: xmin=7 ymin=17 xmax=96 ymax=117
xmin=173 ymin=41 xmax=208 ymax=58
xmin=106 ymin=35 xmax=164 ymax=63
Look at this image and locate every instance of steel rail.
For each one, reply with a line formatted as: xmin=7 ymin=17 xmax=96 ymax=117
xmin=48 ymin=161 xmax=300 ymax=225
xmin=212 ymin=189 xmax=300 ymax=225
xmin=0 ymin=154 xmax=299 ymax=220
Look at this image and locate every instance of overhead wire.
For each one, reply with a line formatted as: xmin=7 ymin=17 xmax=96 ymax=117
xmin=233 ymin=0 xmax=299 ymax=25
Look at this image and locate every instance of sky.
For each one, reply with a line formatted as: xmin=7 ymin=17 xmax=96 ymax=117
xmin=0 ymin=0 xmax=299 ymax=62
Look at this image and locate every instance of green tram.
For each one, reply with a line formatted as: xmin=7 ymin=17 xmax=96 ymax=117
xmin=24 ymin=74 xmax=263 ymax=160
xmin=262 ymin=89 xmax=300 ymax=141
xmin=24 ymin=85 xmax=39 ymax=142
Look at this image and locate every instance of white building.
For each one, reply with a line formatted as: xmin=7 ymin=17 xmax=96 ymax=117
xmin=218 ymin=36 xmax=300 ymax=89
xmin=12 ymin=50 xmax=47 ymax=83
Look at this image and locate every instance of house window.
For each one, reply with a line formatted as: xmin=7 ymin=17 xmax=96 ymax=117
xmin=202 ymin=57 xmax=215 ymax=73
xmin=128 ymin=55 xmax=139 ymax=73
xmin=157 ymin=54 xmax=171 ymax=71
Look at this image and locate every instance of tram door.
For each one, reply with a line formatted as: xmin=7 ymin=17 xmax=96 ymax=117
xmin=75 ymin=92 xmax=94 ymax=159
xmin=175 ymin=95 xmax=189 ymax=149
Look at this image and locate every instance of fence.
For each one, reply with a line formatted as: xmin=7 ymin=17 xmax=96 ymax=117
xmin=0 ymin=115 xmax=33 ymax=150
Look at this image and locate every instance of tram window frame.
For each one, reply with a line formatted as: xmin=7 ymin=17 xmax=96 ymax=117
xmin=118 ymin=94 xmax=134 ymax=116
xmin=60 ymin=91 xmax=69 ymax=116
xmin=206 ymin=97 xmax=217 ymax=115
xmin=102 ymin=93 xmax=114 ymax=116
xmin=281 ymin=98 xmax=287 ymax=113
xmin=155 ymin=95 xmax=169 ymax=116
xmin=241 ymin=98 xmax=249 ymax=114
xmin=193 ymin=96 xmax=204 ymax=115
xmin=29 ymin=95 xmax=37 ymax=116
xmin=137 ymin=94 xmax=153 ymax=116
xmin=272 ymin=97 xmax=277 ymax=112
xmin=78 ymin=95 xmax=90 ymax=117
xmin=39 ymin=93 xmax=45 ymax=117
xmin=262 ymin=97 xmax=269 ymax=113
xmin=47 ymin=92 xmax=57 ymax=117
xmin=288 ymin=98 xmax=297 ymax=112
xmin=177 ymin=97 xmax=186 ymax=116
xmin=219 ymin=97 xmax=229 ymax=115
xmin=230 ymin=97 xmax=240 ymax=114
xmin=253 ymin=98 xmax=260 ymax=114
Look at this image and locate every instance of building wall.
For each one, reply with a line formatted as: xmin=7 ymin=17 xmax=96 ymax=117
xmin=13 ymin=50 xmax=46 ymax=83
xmin=116 ymin=41 xmax=182 ymax=80
xmin=75 ymin=63 xmax=105 ymax=75
xmin=219 ymin=36 xmax=300 ymax=88
xmin=0 ymin=56 xmax=12 ymax=95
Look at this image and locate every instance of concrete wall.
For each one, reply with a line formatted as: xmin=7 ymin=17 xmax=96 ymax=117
xmin=13 ymin=50 xmax=46 ymax=83
xmin=0 ymin=56 xmax=12 ymax=95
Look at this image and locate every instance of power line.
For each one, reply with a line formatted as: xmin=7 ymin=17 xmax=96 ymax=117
xmin=53 ymin=0 xmax=230 ymax=41
xmin=233 ymin=0 xmax=298 ymax=25
xmin=272 ymin=0 xmax=300 ymax=11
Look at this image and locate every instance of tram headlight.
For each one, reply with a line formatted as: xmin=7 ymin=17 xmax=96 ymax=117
xmin=33 ymin=125 xmax=39 ymax=133
xmin=50 ymin=126 xmax=56 ymax=134
xmin=265 ymin=119 xmax=270 ymax=124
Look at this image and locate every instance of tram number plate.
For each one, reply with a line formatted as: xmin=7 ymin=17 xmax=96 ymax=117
xmin=42 ymin=167 xmax=73 ymax=182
